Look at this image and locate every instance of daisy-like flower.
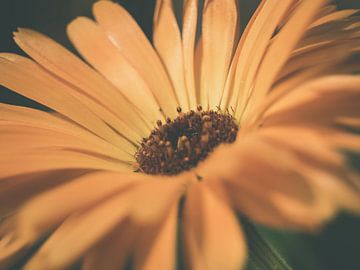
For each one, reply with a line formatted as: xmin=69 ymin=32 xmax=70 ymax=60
xmin=1 ymin=0 xmax=360 ymax=269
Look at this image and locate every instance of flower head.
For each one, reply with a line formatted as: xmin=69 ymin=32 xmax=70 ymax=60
xmin=1 ymin=0 xmax=360 ymax=269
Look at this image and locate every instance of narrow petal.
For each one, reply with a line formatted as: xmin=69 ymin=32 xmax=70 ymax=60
xmin=183 ymin=183 xmax=246 ymax=270
xmin=248 ymin=63 xmax=360 ymax=126
xmin=197 ymin=135 xmax=347 ymax=230
xmin=298 ymin=16 xmax=360 ymax=52
xmin=3 ymin=172 xmax=136 ymax=241
xmin=0 ymin=170 xmax=87 ymax=217
xmin=311 ymin=9 xmax=359 ymax=28
xmin=263 ymin=76 xmax=360 ymax=126
xmin=133 ymin=204 xmax=178 ymax=270
xmin=246 ymin=0 xmax=327 ymax=119
xmin=200 ymin=0 xmax=238 ymax=109
xmin=154 ymin=0 xmax=189 ymax=111
xmin=280 ymin=38 xmax=360 ymax=81
xmin=0 ymin=149 xmax=131 ymax=179
xmin=0 ymin=104 xmax=132 ymax=158
xmin=227 ymin=187 xmax=310 ymax=228
xmin=128 ymin=177 xmax=187 ymax=224
xmin=0 ymin=124 xmax=131 ymax=161
xmin=0 ymin=172 xmax=137 ymax=268
xmin=13 ymin=29 xmax=150 ymax=141
xmin=93 ymin=1 xmax=179 ymax=118
xmin=67 ymin=17 xmax=163 ymax=126
xmin=259 ymin=127 xmax=360 ymax=212
xmin=83 ymin=222 xmax=135 ymax=270
xmin=23 ymin=193 xmax=131 ymax=270
xmin=0 ymin=54 xmax=138 ymax=150
xmin=182 ymin=0 xmax=199 ymax=109
xmin=222 ymin=0 xmax=292 ymax=116
xmin=22 ymin=175 xmax=185 ymax=270
xmin=194 ymin=39 xmax=203 ymax=103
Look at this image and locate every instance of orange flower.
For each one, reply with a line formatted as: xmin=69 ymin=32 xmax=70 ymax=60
xmin=1 ymin=0 xmax=360 ymax=269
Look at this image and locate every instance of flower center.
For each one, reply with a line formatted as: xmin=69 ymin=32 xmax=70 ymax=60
xmin=135 ymin=106 xmax=239 ymax=175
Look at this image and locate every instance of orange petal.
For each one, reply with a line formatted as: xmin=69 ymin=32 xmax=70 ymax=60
xmin=0 ymin=53 xmax=138 ymax=150
xmin=0 ymin=149 xmax=131 ymax=179
xmin=7 ymin=172 xmax=136 ymax=240
xmin=154 ymin=0 xmax=189 ymax=111
xmin=182 ymin=0 xmax=199 ymax=109
xmin=311 ymin=9 xmax=359 ymax=28
xmin=0 ymin=103 xmax=134 ymax=158
xmin=200 ymin=0 xmax=238 ymax=109
xmin=23 ymin=175 xmax=184 ymax=270
xmin=263 ymin=76 xmax=360 ymax=126
xmin=0 ymin=170 xmax=87 ymax=217
xmin=227 ymin=186 xmax=322 ymax=229
xmin=223 ymin=0 xmax=292 ymax=118
xmin=197 ymin=134 xmax=342 ymax=230
xmin=0 ymin=124 xmax=131 ymax=161
xmin=93 ymin=1 xmax=179 ymax=118
xmin=129 ymin=176 xmax=187 ymax=224
xmin=280 ymin=37 xmax=360 ymax=81
xmin=13 ymin=30 xmax=149 ymax=142
xmin=183 ymin=183 xmax=246 ymax=270
xmin=247 ymin=0 xmax=327 ymax=119
xmin=66 ymin=17 xmax=162 ymax=127
xmin=194 ymin=38 xmax=203 ymax=103
xmin=133 ymin=204 xmax=178 ymax=270
xmin=82 ymin=221 xmax=135 ymax=270
xmin=23 ymin=191 xmax=132 ymax=270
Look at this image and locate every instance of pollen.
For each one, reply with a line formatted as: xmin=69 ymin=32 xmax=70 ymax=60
xmin=135 ymin=106 xmax=239 ymax=175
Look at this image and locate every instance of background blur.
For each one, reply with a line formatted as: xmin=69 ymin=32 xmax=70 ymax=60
xmin=0 ymin=1 xmax=360 ymax=269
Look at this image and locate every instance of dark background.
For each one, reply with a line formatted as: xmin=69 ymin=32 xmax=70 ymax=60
xmin=0 ymin=1 xmax=360 ymax=269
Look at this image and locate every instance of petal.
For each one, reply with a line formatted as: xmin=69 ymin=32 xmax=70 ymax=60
xmin=280 ymin=38 xmax=360 ymax=81
xmin=263 ymin=76 xmax=360 ymax=126
xmin=222 ymin=0 xmax=292 ymax=117
xmin=0 ymin=53 xmax=138 ymax=150
xmin=23 ymin=193 xmax=131 ymax=270
xmin=13 ymin=29 xmax=149 ymax=142
xmin=154 ymin=0 xmax=189 ymax=111
xmin=183 ymin=183 xmax=246 ymax=270
xmin=0 ymin=104 xmax=132 ymax=158
xmin=0 ymin=149 xmax=131 ymax=179
xmin=0 ymin=170 xmax=87 ymax=217
xmin=258 ymin=127 xmax=360 ymax=212
xmin=311 ymin=8 xmax=359 ymax=28
xmin=297 ymin=16 xmax=360 ymax=53
xmin=0 ymin=172 xmax=137 ymax=268
xmin=246 ymin=0 xmax=327 ymax=119
xmin=194 ymin=38 xmax=203 ymax=103
xmin=67 ymin=17 xmax=162 ymax=126
xmin=21 ymin=175 xmax=185 ymax=270
xmin=4 ymin=172 xmax=136 ymax=241
xmin=93 ymin=1 xmax=179 ymax=118
xmin=248 ymin=63 xmax=360 ymax=126
xmin=227 ymin=187 xmax=309 ymax=229
xmin=182 ymin=0 xmax=199 ymax=109
xmin=200 ymin=0 xmax=238 ymax=109
xmin=0 ymin=234 xmax=28 ymax=270
xmin=133 ymin=204 xmax=178 ymax=270
xmin=196 ymin=133 xmax=355 ymax=230
xmin=0 ymin=124 xmax=131 ymax=161
xmin=128 ymin=176 xmax=187 ymax=224
xmin=83 ymin=221 xmax=135 ymax=270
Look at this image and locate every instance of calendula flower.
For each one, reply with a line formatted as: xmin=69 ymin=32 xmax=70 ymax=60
xmin=1 ymin=0 xmax=360 ymax=269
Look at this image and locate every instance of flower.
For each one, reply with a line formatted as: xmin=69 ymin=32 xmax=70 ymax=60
xmin=1 ymin=0 xmax=360 ymax=269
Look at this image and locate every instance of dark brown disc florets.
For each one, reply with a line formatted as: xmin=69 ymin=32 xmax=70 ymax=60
xmin=135 ymin=106 xmax=238 ymax=175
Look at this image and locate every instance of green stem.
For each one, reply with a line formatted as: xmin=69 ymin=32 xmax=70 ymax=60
xmin=242 ymin=219 xmax=293 ymax=270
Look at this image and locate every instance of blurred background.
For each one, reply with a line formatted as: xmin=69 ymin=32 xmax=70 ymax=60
xmin=0 ymin=0 xmax=360 ymax=269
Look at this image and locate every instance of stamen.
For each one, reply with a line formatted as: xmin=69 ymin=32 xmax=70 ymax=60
xmin=135 ymin=107 xmax=239 ymax=175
